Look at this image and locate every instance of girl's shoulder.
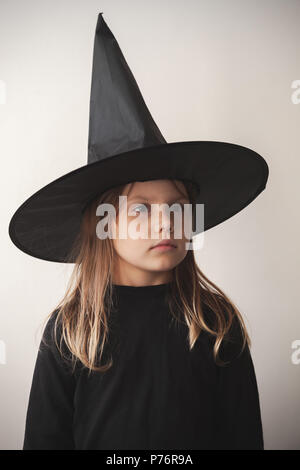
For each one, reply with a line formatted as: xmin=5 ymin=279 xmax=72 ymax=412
xmin=40 ymin=308 xmax=74 ymax=366
xmin=202 ymin=296 xmax=249 ymax=363
xmin=41 ymin=308 xmax=61 ymax=347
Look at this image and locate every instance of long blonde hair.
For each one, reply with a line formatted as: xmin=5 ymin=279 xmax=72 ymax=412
xmin=42 ymin=179 xmax=251 ymax=376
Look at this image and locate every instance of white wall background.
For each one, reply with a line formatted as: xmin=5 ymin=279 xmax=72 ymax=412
xmin=1 ymin=0 xmax=299 ymax=450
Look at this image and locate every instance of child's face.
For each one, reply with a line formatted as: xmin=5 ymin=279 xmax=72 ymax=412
xmin=112 ymin=179 xmax=192 ymax=283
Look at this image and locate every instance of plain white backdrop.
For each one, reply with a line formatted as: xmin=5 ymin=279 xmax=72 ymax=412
xmin=1 ymin=0 xmax=300 ymax=449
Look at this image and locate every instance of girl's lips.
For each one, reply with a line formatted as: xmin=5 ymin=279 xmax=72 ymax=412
xmin=151 ymin=244 xmax=176 ymax=251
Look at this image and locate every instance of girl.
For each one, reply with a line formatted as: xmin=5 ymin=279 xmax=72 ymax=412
xmin=22 ymin=177 xmax=264 ymax=450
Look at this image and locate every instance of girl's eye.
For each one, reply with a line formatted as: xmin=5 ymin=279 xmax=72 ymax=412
xmin=130 ymin=204 xmax=149 ymax=215
xmin=129 ymin=202 xmax=185 ymax=216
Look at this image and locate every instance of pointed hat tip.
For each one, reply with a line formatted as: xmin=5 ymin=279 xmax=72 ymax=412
xmin=96 ymin=11 xmax=106 ymax=32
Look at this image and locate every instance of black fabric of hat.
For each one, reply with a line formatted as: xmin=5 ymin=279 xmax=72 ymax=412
xmin=8 ymin=12 xmax=269 ymax=263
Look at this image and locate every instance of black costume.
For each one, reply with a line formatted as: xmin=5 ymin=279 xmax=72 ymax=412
xmin=8 ymin=12 xmax=267 ymax=451
xmin=23 ymin=283 xmax=264 ymax=450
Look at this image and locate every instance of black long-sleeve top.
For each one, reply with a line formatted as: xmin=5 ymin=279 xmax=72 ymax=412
xmin=23 ymin=283 xmax=264 ymax=450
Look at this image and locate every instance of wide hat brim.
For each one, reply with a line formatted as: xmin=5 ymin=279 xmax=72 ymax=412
xmin=8 ymin=140 xmax=269 ymax=263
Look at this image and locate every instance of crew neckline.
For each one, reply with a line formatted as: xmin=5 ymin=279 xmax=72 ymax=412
xmin=112 ymin=282 xmax=171 ymax=296
xmin=112 ymin=282 xmax=171 ymax=289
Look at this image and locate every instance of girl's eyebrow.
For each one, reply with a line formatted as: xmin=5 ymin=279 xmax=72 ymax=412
xmin=127 ymin=196 xmax=189 ymax=203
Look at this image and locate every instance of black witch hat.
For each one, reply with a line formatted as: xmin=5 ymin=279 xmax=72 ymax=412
xmin=8 ymin=12 xmax=269 ymax=263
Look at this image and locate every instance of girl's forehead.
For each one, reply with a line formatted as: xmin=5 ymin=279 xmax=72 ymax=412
xmin=122 ymin=180 xmax=189 ymax=200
